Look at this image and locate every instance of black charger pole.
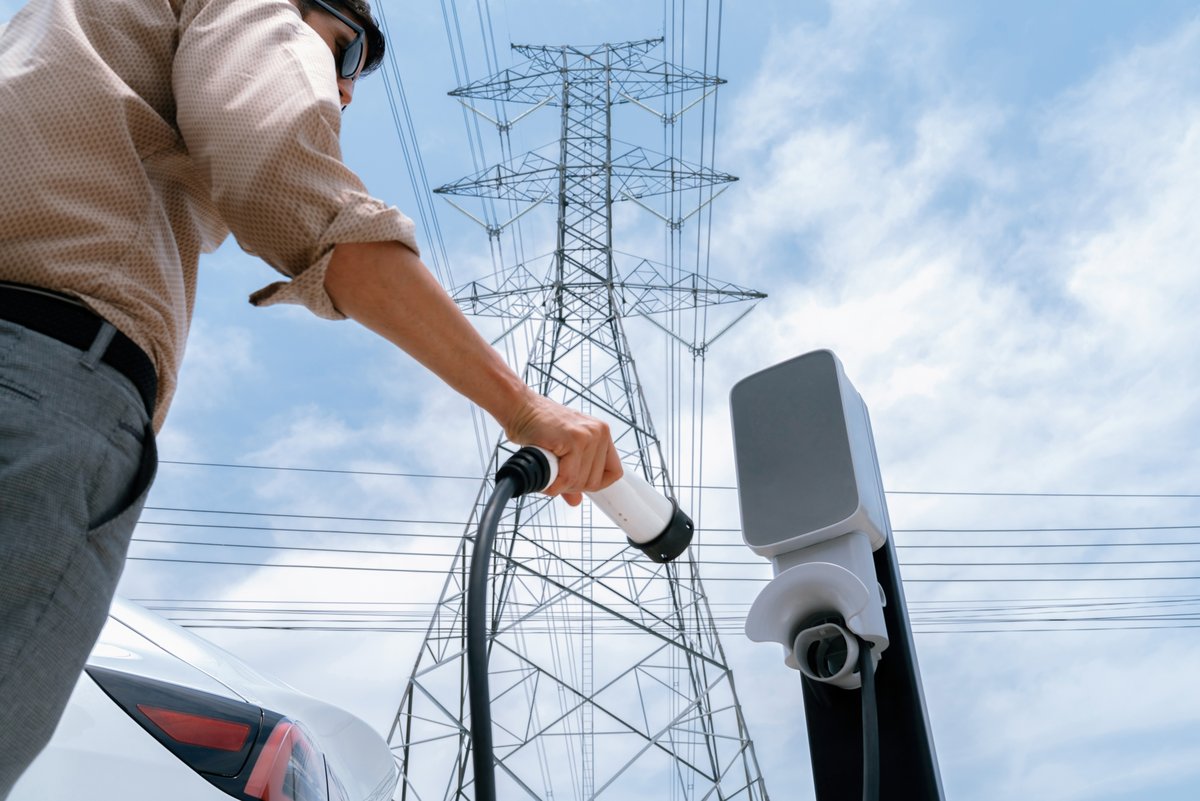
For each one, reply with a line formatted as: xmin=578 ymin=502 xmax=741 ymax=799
xmin=799 ymin=537 xmax=942 ymax=801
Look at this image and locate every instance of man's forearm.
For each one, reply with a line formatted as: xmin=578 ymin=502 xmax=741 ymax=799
xmin=323 ymin=239 xmax=622 ymax=503
xmin=323 ymin=240 xmax=532 ymax=430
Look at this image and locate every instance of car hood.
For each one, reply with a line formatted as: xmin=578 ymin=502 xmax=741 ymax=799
xmin=90 ymin=597 xmax=398 ymax=801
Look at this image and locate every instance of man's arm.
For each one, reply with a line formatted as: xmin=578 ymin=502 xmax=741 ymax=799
xmin=324 ymin=239 xmax=622 ymax=504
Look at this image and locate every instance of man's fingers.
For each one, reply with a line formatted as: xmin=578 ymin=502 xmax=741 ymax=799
xmin=585 ymin=442 xmax=607 ymax=492
xmin=600 ymin=441 xmax=623 ymax=489
xmin=507 ymin=395 xmax=621 ymax=501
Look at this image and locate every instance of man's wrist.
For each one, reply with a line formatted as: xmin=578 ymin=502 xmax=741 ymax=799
xmin=482 ymin=369 xmax=538 ymax=439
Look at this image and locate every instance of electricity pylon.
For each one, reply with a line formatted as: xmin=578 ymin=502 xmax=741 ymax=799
xmin=388 ymin=39 xmax=769 ymax=801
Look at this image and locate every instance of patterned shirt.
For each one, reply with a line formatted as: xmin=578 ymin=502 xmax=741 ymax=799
xmin=0 ymin=0 xmax=418 ymax=429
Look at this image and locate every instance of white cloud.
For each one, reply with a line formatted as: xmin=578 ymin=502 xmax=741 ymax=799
xmin=169 ymin=319 xmax=256 ymax=416
xmin=715 ymin=6 xmax=1200 ymax=488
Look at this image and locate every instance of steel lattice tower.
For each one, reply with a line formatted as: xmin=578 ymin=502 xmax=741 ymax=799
xmin=388 ymin=39 xmax=768 ymax=801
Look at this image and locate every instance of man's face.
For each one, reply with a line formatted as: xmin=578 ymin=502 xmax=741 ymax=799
xmin=299 ymin=0 xmax=368 ymax=108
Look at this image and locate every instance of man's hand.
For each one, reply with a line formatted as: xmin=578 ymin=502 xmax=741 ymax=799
xmin=324 ymin=240 xmax=622 ymax=504
xmin=502 ymin=392 xmax=623 ymax=506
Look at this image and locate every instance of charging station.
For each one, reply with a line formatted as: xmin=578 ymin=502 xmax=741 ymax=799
xmin=731 ymin=350 xmax=945 ymax=801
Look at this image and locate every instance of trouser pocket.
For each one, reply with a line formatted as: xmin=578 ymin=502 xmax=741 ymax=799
xmin=87 ymin=418 xmax=158 ymax=565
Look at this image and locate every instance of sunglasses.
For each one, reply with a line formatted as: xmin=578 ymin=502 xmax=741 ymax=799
xmin=310 ymin=0 xmax=366 ymax=80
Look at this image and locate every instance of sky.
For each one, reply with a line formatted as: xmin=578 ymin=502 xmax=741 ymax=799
xmin=6 ymin=0 xmax=1200 ymax=799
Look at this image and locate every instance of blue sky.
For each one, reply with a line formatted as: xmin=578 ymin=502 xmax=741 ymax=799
xmin=6 ymin=0 xmax=1200 ymax=799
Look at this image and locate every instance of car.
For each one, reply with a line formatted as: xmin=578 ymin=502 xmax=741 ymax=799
xmin=10 ymin=597 xmax=399 ymax=801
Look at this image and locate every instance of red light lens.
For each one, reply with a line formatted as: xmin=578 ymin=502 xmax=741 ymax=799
xmin=244 ymin=720 xmax=328 ymax=801
xmin=136 ymin=704 xmax=253 ymax=752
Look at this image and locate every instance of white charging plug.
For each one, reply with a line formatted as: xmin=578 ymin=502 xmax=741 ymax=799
xmin=528 ymin=446 xmax=693 ymax=563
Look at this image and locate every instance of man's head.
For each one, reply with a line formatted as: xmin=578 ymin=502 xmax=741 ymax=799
xmin=295 ymin=0 xmax=386 ymax=107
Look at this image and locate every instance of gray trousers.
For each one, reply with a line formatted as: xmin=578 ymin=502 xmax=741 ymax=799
xmin=0 ymin=319 xmax=157 ymax=799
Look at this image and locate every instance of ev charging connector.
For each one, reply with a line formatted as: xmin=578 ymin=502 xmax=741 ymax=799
xmin=523 ymin=446 xmax=694 ymax=563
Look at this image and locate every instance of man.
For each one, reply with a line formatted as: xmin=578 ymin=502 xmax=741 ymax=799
xmin=0 ymin=0 xmax=621 ymax=795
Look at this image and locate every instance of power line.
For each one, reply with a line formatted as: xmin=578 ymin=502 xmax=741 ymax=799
xmin=142 ymin=507 xmax=1200 ymax=536
xmin=901 ymin=541 xmax=1200 ymax=549
xmin=138 ymin=593 xmax=1200 ymax=608
xmin=137 ymin=602 xmax=1200 ymax=636
xmin=889 ymin=490 xmax=1200 ymax=499
xmin=133 ymin=537 xmax=458 ymax=559
xmin=124 ymin=554 xmax=1200 ymax=583
xmin=166 ymin=623 xmax=1200 ymax=634
xmin=140 ymin=518 xmax=1200 ymax=546
xmin=157 ymin=461 xmax=481 ymax=481
xmin=139 ymin=519 xmax=470 ymax=537
xmin=129 ymin=532 xmax=1200 ymax=563
xmin=129 ymin=535 xmax=1200 ymax=569
xmin=125 ymin=556 xmax=455 ymax=574
xmin=138 ymin=599 xmax=1200 ymax=618
xmin=133 ymin=593 xmax=1200 ymax=634
xmin=159 ymin=615 xmax=1200 ymax=635
xmin=156 ymin=460 xmax=1200 ymax=499
xmin=900 ymin=525 xmax=1200 ymax=533
xmin=911 ymin=623 xmax=1200 ymax=634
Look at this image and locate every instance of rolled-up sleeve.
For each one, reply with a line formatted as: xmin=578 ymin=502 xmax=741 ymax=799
xmin=173 ymin=0 xmax=417 ymax=319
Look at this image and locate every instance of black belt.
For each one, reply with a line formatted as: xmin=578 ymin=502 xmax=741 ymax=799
xmin=0 ymin=283 xmax=158 ymax=416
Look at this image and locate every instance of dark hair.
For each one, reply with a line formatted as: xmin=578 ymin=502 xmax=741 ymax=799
xmin=300 ymin=0 xmax=386 ymax=76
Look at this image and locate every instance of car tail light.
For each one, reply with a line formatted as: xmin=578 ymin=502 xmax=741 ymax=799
xmin=87 ymin=667 xmax=332 ymax=801
xmin=244 ymin=720 xmax=328 ymax=801
xmin=137 ymin=705 xmax=254 ymax=752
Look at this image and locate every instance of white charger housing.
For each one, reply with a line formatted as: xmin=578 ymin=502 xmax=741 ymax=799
xmin=731 ymin=350 xmax=890 ymax=688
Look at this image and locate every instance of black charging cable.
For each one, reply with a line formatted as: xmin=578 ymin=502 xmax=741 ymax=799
xmin=803 ymin=619 xmax=881 ymax=801
xmin=857 ymin=636 xmax=879 ymax=801
xmin=468 ymin=447 xmax=553 ymax=801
